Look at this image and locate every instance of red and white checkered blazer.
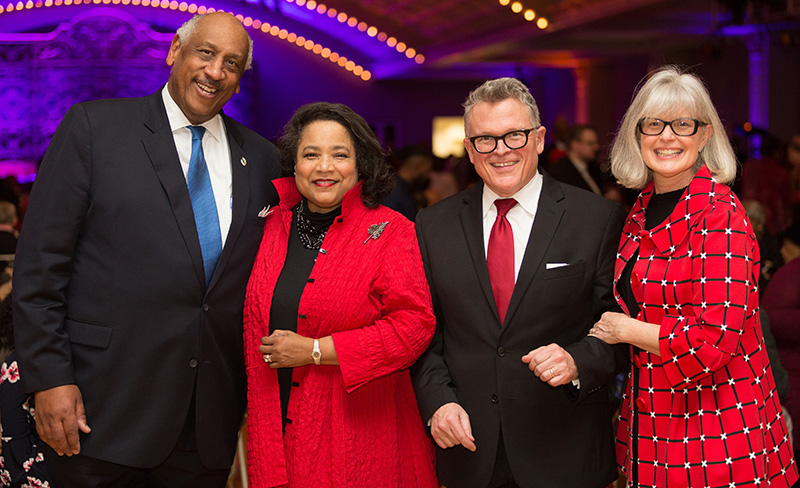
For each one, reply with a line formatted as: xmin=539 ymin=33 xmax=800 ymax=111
xmin=613 ymin=166 xmax=798 ymax=487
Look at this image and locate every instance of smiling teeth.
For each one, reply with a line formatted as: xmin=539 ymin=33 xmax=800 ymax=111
xmin=492 ymin=161 xmax=516 ymax=167
xmin=655 ymin=149 xmax=682 ymax=156
xmin=197 ymin=83 xmax=217 ymax=94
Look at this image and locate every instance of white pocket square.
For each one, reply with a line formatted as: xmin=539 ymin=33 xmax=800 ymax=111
xmin=546 ymin=262 xmax=569 ymax=269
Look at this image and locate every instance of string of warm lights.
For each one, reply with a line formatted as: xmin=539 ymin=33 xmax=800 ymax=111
xmin=498 ymin=0 xmax=548 ymax=29
xmin=0 ymin=0 xmax=376 ymax=81
xmin=283 ymin=0 xmax=425 ymax=65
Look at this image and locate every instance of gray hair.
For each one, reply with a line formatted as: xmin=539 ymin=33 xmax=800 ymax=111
xmin=177 ymin=14 xmax=254 ymax=71
xmin=463 ymin=77 xmax=541 ymax=131
xmin=609 ymin=66 xmax=737 ymax=189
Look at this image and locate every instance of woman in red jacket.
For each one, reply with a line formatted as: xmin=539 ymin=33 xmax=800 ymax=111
xmin=242 ymin=102 xmax=438 ymax=488
xmin=590 ymin=66 xmax=798 ymax=487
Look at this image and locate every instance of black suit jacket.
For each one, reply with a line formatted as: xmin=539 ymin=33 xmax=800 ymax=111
xmin=12 ymin=89 xmax=280 ymax=469
xmin=549 ymin=155 xmax=604 ymax=195
xmin=411 ymin=171 xmax=627 ymax=488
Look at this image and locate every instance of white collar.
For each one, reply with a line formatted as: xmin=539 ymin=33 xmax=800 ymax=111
xmin=481 ymin=170 xmax=543 ymax=218
xmin=162 ymin=84 xmax=223 ymax=142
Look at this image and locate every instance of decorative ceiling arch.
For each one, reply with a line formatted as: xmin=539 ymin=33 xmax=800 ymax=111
xmin=0 ymin=0 xmax=427 ymax=80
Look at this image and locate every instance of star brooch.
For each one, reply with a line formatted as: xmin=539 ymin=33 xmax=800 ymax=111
xmin=363 ymin=221 xmax=389 ymax=244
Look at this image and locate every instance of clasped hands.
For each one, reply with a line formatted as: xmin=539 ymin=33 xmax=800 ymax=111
xmin=259 ymin=330 xmax=315 ymax=369
xmin=429 ymin=343 xmax=577 ymax=452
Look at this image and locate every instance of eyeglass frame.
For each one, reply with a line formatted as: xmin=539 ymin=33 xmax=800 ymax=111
xmin=467 ymin=128 xmax=537 ymax=154
xmin=637 ymin=117 xmax=708 ymax=137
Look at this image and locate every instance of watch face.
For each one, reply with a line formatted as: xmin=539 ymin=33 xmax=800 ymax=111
xmin=312 ymin=351 xmax=321 ymax=359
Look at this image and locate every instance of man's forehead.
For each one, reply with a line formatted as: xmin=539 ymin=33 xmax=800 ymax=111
xmin=467 ymin=101 xmax=533 ymax=134
xmin=187 ymin=15 xmax=247 ymax=51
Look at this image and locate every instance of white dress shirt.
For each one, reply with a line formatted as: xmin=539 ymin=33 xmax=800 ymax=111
xmin=162 ymin=85 xmax=233 ymax=246
xmin=482 ymin=172 xmax=581 ymax=387
xmin=570 ymin=157 xmax=602 ymax=195
xmin=481 ymin=171 xmax=543 ymax=282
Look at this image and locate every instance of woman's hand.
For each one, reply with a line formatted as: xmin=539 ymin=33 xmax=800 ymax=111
xmin=590 ymin=311 xmax=661 ymax=355
xmin=259 ymin=330 xmax=314 ymax=369
xmin=589 ymin=311 xmax=630 ymax=345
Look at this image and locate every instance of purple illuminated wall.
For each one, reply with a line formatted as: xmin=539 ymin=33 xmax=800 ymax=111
xmin=0 ymin=9 xmax=253 ymax=169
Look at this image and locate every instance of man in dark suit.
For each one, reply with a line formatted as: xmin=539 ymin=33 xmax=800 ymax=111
xmin=548 ymin=124 xmax=605 ymax=196
xmin=412 ymin=78 xmax=627 ymax=488
xmin=12 ymin=12 xmax=280 ymax=487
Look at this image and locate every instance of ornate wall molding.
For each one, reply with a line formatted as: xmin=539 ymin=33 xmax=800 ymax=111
xmin=1 ymin=8 xmax=253 ymax=164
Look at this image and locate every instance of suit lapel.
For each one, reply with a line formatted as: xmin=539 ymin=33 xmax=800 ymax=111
xmin=503 ymin=173 xmax=565 ymax=327
xmin=458 ymin=183 xmax=501 ymax=322
xmin=207 ymin=115 xmax=251 ymax=290
xmin=141 ymin=91 xmax=206 ymax=289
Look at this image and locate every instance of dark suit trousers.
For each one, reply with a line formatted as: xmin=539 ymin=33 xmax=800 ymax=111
xmin=42 ymin=391 xmax=230 ymax=488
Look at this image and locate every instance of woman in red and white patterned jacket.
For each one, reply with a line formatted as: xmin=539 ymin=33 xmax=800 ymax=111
xmin=590 ymin=66 xmax=798 ymax=488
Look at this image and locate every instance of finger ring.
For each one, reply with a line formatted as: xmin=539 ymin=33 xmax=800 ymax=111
xmin=263 ymin=354 xmax=272 ymax=363
xmin=549 ymin=367 xmax=556 ymax=378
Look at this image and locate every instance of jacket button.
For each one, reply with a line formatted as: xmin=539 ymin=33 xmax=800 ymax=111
xmin=636 ymin=397 xmax=648 ymax=411
xmin=491 ymin=394 xmax=499 ymax=404
xmin=633 ymin=355 xmax=641 ymax=369
xmin=202 ymin=303 xmax=210 ymax=312
xmin=497 ymin=347 xmax=506 ymax=357
xmin=189 ymin=359 xmax=198 ymax=368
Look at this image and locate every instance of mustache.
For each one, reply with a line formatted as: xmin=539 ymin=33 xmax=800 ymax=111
xmin=196 ymin=78 xmax=223 ymax=91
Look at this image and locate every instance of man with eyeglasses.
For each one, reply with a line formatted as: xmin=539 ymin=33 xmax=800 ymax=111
xmin=549 ymin=124 xmax=605 ymax=196
xmin=411 ymin=77 xmax=627 ymax=488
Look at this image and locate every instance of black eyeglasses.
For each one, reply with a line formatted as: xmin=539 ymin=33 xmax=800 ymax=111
xmin=468 ymin=128 xmax=536 ymax=154
xmin=637 ymin=118 xmax=707 ymax=137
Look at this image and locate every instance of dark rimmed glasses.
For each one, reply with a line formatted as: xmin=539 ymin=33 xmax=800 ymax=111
xmin=468 ymin=128 xmax=536 ymax=154
xmin=637 ymin=118 xmax=707 ymax=137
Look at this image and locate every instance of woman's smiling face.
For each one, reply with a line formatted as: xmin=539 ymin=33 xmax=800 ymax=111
xmin=294 ymin=120 xmax=358 ymax=213
xmin=639 ymin=112 xmax=712 ymax=193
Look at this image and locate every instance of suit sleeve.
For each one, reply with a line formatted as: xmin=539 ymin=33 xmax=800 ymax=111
xmin=659 ymin=208 xmax=757 ymax=388
xmin=409 ymin=209 xmax=460 ymax=423
xmin=12 ymin=104 xmax=92 ymax=394
xmin=332 ymin=219 xmax=436 ymax=393
xmin=564 ymin=202 xmax=629 ymax=403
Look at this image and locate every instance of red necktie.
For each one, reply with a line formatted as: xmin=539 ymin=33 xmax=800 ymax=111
xmin=487 ymin=198 xmax=517 ymax=324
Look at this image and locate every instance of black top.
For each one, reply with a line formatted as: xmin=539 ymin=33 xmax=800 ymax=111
xmin=269 ymin=200 xmax=340 ymax=428
xmin=619 ymin=187 xmax=686 ymax=316
xmin=618 ymin=186 xmax=685 ymax=486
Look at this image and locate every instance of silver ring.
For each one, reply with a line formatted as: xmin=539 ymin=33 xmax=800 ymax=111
xmin=263 ymin=354 xmax=272 ymax=363
xmin=549 ymin=367 xmax=556 ymax=378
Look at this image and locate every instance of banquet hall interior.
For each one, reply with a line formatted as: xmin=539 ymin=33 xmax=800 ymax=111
xmin=1 ymin=1 xmax=800 ymax=486
xmin=1 ymin=0 xmax=799 ymax=176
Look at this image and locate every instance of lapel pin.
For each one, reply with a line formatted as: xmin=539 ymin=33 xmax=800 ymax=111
xmin=363 ymin=221 xmax=389 ymax=244
xmin=240 ymin=157 xmax=247 ymax=167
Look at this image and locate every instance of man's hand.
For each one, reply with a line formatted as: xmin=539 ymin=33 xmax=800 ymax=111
xmin=429 ymin=402 xmax=476 ymax=452
xmin=34 ymin=384 xmax=91 ymax=456
xmin=522 ymin=343 xmax=578 ymax=387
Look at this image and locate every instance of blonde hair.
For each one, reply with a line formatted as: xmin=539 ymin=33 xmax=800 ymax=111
xmin=610 ymin=66 xmax=737 ymax=189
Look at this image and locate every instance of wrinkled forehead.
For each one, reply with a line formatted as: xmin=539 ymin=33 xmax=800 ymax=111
xmin=191 ymin=15 xmax=249 ymax=56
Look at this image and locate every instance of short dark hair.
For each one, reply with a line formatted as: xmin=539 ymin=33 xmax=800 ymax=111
xmin=568 ymin=125 xmax=596 ymax=144
xmin=278 ymin=102 xmax=394 ymax=208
